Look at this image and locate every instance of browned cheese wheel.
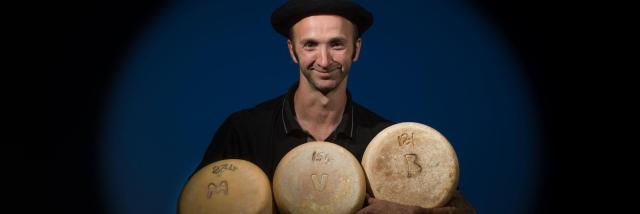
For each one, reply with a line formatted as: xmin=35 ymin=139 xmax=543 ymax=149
xmin=362 ymin=122 xmax=459 ymax=208
xmin=179 ymin=159 xmax=272 ymax=214
xmin=273 ymin=141 xmax=366 ymax=214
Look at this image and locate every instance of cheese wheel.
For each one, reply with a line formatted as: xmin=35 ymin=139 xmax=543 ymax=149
xmin=179 ymin=159 xmax=272 ymax=214
xmin=362 ymin=122 xmax=459 ymax=208
xmin=273 ymin=141 xmax=366 ymax=214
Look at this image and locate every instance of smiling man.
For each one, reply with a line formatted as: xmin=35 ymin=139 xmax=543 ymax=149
xmin=193 ymin=0 xmax=475 ymax=213
xmin=286 ymin=14 xmax=356 ymax=142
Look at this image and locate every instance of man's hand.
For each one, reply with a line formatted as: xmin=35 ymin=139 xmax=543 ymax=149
xmin=356 ymin=191 xmax=476 ymax=214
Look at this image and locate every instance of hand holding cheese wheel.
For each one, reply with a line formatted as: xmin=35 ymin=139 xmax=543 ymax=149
xmin=361 ymin=122 xmax=459 ymax=208
xmin=178 ymin=159 xmax=272 ymax=214
xmin=273 ymin=141 xmax=366 ymax=214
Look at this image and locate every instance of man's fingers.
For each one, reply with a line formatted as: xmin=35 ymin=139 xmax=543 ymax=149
xmin=366 ymin=194 xmax=377 ymax=205
xmin=355 ymin=205 xmax=374 ymax=214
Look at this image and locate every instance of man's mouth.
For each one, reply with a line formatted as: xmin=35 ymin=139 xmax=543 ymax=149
xmin=311 ymin=67 xmax=341 ymax=74
xmin=314 ymin=69 xmax=333 ymax=73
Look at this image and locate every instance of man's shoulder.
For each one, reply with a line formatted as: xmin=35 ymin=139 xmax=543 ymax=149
xmin=225 ymin=95 xmax=284 ymax=126
xmin=352 ymin=101 xmax=394 ymax=131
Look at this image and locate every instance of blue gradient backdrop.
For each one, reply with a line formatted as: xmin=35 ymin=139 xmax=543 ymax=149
xmin=101 ymin=0 xmax=541 ymax=213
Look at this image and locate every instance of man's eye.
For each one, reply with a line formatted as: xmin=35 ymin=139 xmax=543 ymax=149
xmin=331 ymin=42 xmax=345 ymax=49
xmin=303 ymin=42 xmax=317 ymax=48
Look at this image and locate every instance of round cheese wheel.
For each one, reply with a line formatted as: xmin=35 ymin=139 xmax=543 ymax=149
xmin=273 ymin=141 xmax=366 ymax=214
xmin=178 ymin=159 xmax=272 ymax=214
xmin=361 ymin=122 xmax=459 ymax=208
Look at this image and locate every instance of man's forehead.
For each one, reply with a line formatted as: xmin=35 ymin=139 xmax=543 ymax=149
xmin=291 ymin=15 xmax=355 ymax=39
xmin=295 ymin=15 xmax=353 ymax=28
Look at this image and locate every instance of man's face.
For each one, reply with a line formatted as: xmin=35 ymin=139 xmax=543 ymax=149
xmin=288 ymin=15 xmax=361 ymax=94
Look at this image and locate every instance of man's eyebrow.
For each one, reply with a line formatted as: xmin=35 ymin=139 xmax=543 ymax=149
xmin=329 ymin=37 xmax=347 ymax=43
xmin=299 ymin=38 xmax=318 ymax=45
xmin=298 ymin=36 xmax=348 ymax=45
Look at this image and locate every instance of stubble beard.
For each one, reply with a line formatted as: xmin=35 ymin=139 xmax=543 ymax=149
xmin=301 ymin=66 xmax=346 ymax=95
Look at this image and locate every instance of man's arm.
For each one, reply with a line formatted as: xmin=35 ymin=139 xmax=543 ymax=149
xmin=356 ymin=190 xmax=476 ymax=214
xmin=194 ymin=116 xmax=242 ymax=173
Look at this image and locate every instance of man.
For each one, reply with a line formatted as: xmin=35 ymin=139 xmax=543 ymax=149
xmin=195 ymin=0 xmax=475 ymax=213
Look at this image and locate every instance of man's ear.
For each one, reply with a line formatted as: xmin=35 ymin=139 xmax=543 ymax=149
xmin=287 ymin=39 xmax=299 ymax=64
xmin=352 ymin=38 xmax=362 ymax=62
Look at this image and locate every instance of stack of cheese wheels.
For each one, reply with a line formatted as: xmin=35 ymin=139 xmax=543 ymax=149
xmin=361 ymin=122 xmax=459 ymax=208
xmin=273 ymin=141 xmax=366 ymax=214
xmin=178 ymin=159 xmax=272 ymax=214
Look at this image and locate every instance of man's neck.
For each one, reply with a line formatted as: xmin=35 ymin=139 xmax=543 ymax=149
xmin=293 ymin=79 xmax=348 ymax=141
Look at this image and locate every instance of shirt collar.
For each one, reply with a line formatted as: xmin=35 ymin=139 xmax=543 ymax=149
xmin=281 ymin=82 xmax=354 ymax=140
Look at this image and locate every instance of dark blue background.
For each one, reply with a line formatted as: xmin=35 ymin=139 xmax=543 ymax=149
xmin=48 ymin=0 xmax=574 ymax=213
xmin=99 ymin=1 xmax=539 ymax=213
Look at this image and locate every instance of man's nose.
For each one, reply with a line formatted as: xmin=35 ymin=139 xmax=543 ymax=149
xmin=316 ymin=47 xmax=333 ymax=68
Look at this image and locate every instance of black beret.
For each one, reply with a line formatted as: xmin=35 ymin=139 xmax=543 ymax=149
xmin=271 ymin=0 xmax=373 ymax=38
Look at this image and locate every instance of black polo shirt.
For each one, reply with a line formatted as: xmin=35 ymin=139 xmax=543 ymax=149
xmin=195 ymin=83 xmax=393 ymax=179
